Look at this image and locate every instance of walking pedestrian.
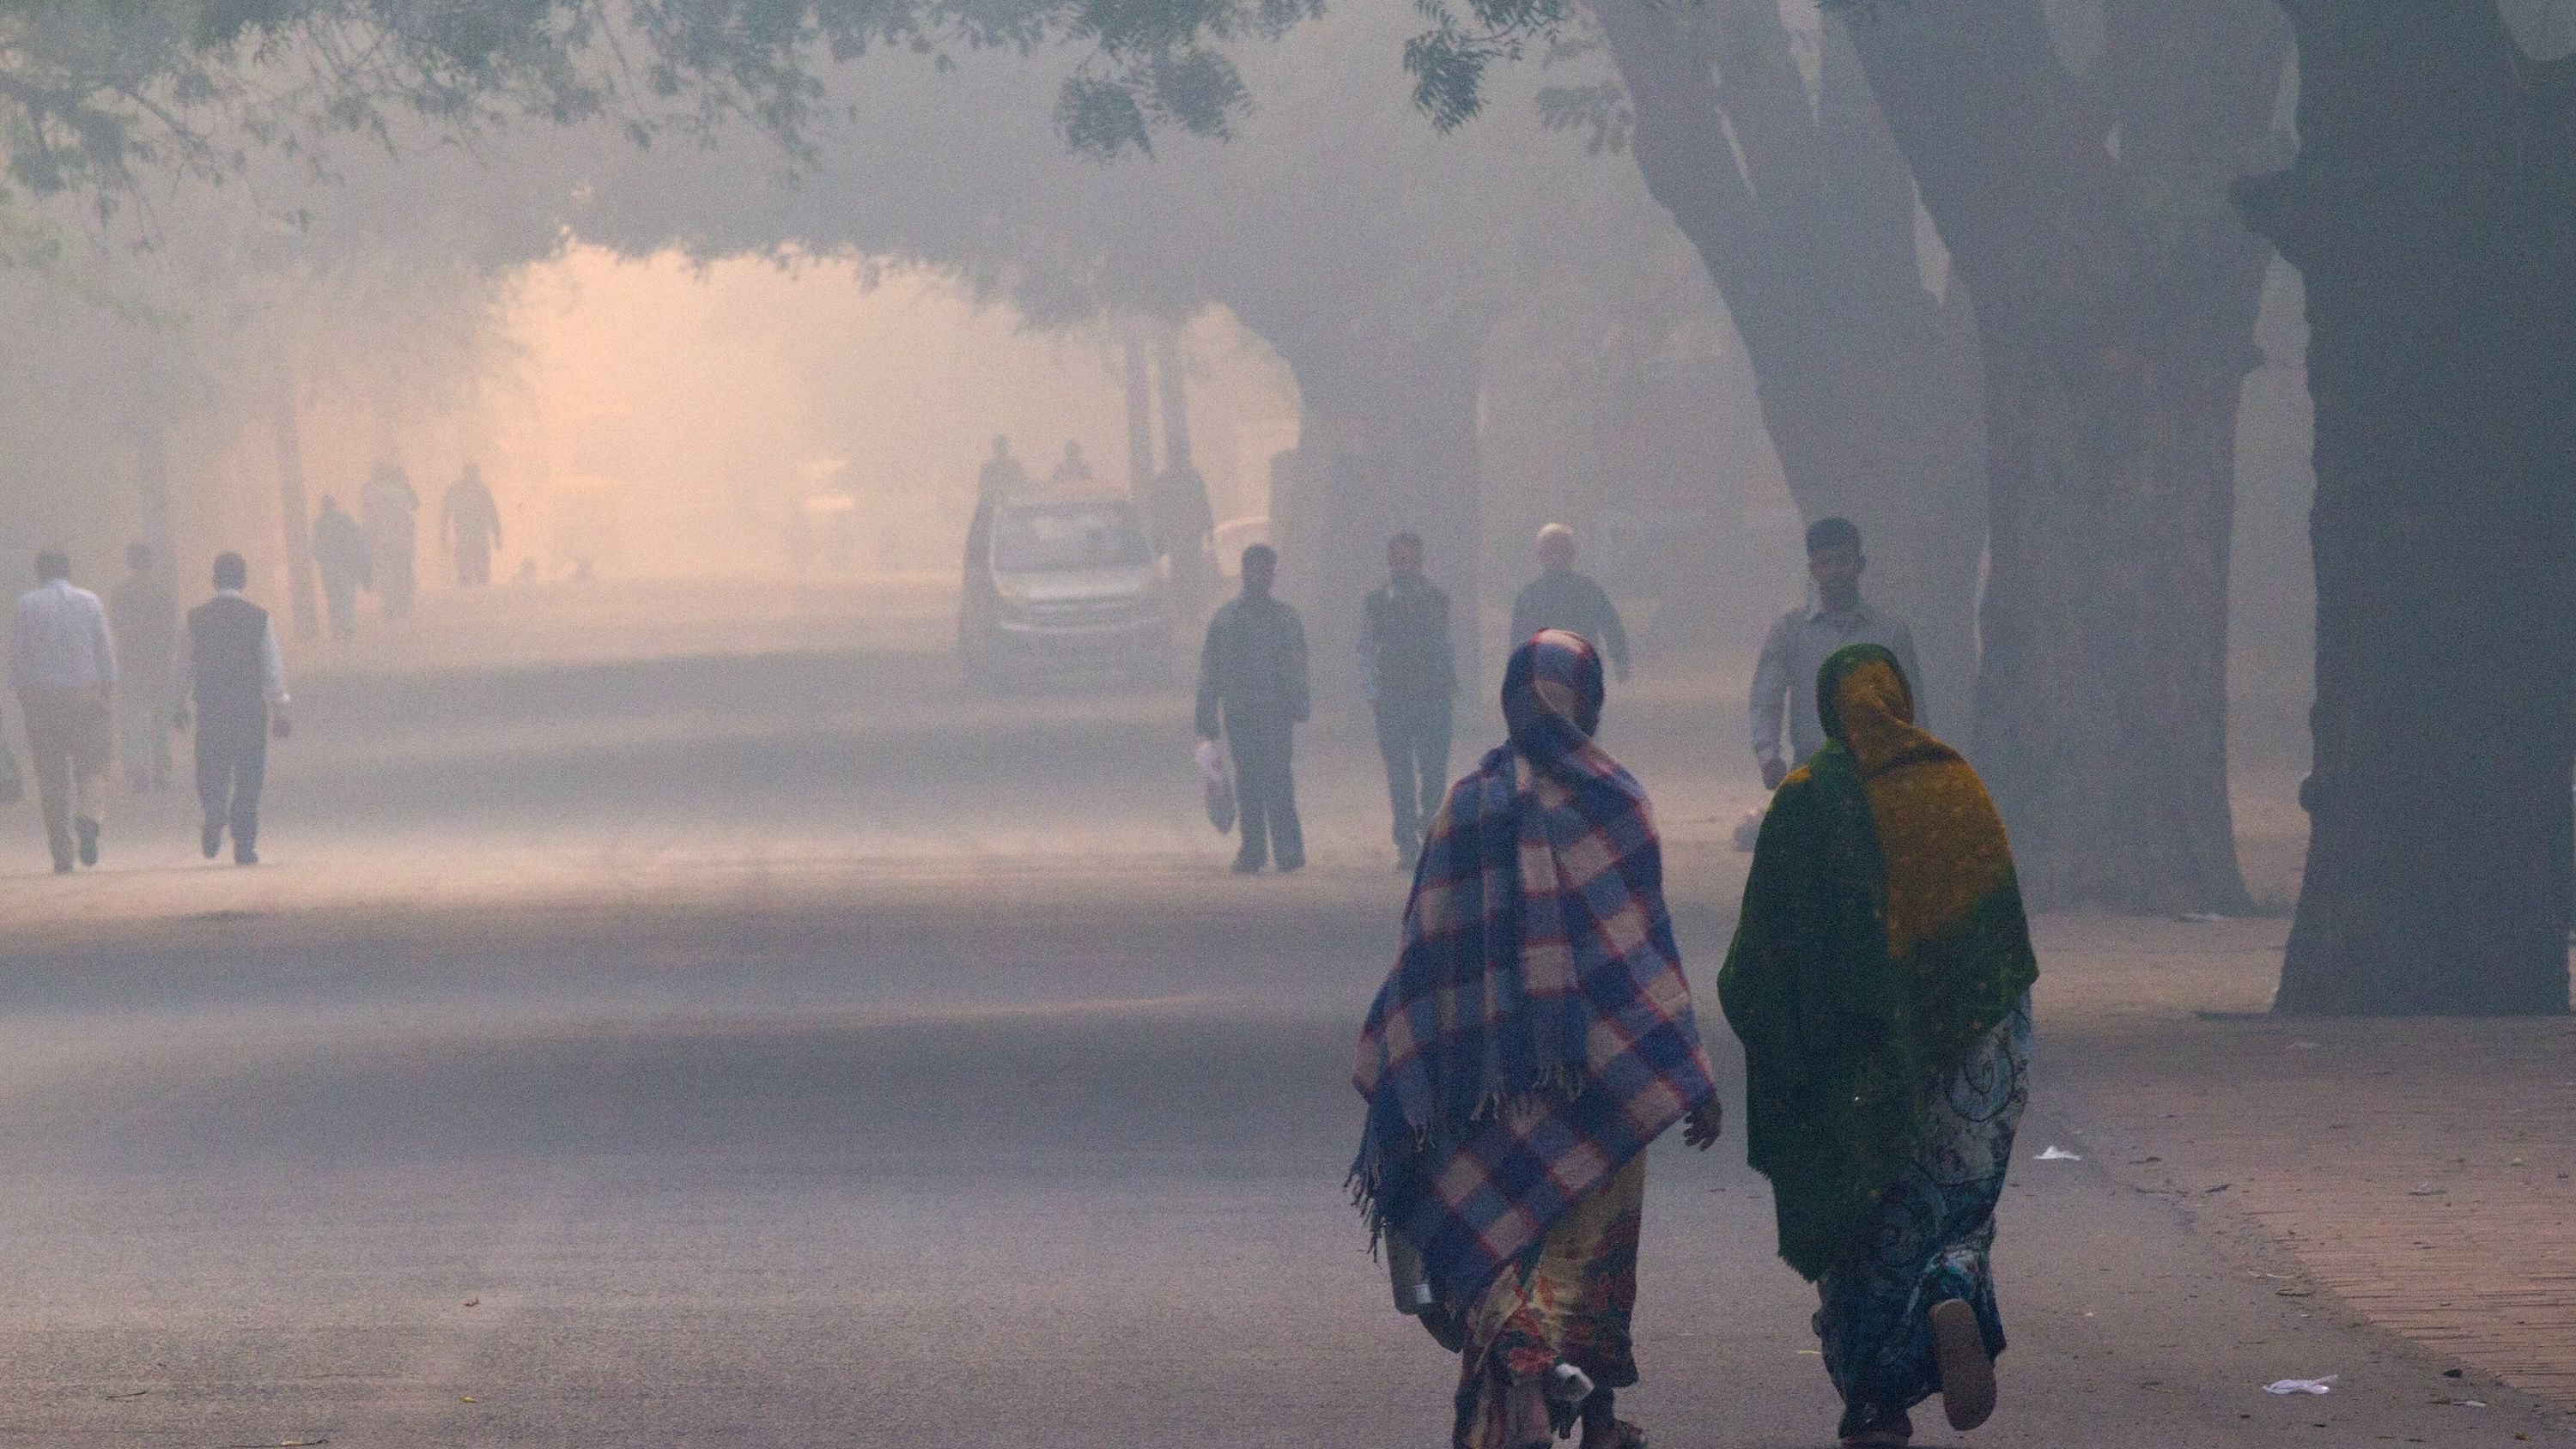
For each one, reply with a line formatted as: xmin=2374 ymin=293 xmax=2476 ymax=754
xmin=9 ymin=549 xmax=118 ymax=873
xmin=975 ymin=436 xmax=1030 ymax=508
xmin=1721 ymin=644 xmax=2037 ymax=1447
xmin=361 ymin=463 xmax=421 ymax=620
xmin=1195 ymin=543 xmax=1308 ymax=874
xmin=1510 ymin=524 xmax=1630 ymax=682
xmin=1358 ymin=531 xmax=1455 ymax=866
xmin=107 ymin=542 xmax=177 ymax=791
xmin=1353 ymin=630 xmax=1721 ymax=1449
xmin=311 ymin=495 xmax=372 ymax=640
xmin=173 ymin=552 xmax=291 ymax=866
xmin=442 ymin=464 xmax=505 ymax=587
xmin=1750 ymin=518 xmax=1926 ymax=789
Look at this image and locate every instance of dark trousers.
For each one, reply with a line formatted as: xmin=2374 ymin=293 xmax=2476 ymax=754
xmin=458 ymin=539 xmax=494 ymax=586
xmin=1224 ymin=709 xmax=1303 ymax=870
xmin=1374 ymin=696 xmax=1453 ymax=851
xmin=197 ymin=712 xmax=269 ymax=852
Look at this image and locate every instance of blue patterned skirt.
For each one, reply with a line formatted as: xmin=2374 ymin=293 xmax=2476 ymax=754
xmin=1813 ymin=996 xmax=2032 ymax=1436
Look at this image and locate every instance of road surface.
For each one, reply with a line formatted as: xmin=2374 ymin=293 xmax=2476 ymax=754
xmin=0 ymin=593 xmax=2548 ymax=1446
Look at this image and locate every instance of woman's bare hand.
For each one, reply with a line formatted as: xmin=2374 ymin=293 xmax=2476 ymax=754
xmin=1683 ymin=1099 xmax=1722 ymax=1150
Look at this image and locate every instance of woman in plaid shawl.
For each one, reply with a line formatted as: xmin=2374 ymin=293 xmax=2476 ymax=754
xmin=1721 ymin=644 xmax=2037 ymax=1447
xmin=1353 ymin=629 xmax=1722 ymax=1449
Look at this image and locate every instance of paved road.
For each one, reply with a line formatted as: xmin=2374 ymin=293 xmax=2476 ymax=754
xmin=0 ymin=626 xmax=2549 ymax=1446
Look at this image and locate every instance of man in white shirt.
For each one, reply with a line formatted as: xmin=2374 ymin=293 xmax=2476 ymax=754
xmin=173 ymin=552 xmax=292 ymax=866
xmin=1750 ymin=518 xmax=1927 ymax=789
xmin=9 ymin=549 xmax=118 ymax=872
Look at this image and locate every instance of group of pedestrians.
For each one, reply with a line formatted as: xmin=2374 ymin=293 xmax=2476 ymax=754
xmin=976 ymin=435 xmax=1103 ymax=506
xmin=1194 ymin=521 xmax=1643 ymax=875
xmin=1350 ymin=621 xmax=2032 ymax=1449
xmin=1194 ymin=512 xmax=2026 ymax=1446
xmin=8 ymin=547 xmax=291 ymax=873
xmin=312 ymin=463 xmax=506 ymax=640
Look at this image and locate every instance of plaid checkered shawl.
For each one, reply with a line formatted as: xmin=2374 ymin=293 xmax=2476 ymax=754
xmin=1352 ymin=631 xmax=1717 ymax=1312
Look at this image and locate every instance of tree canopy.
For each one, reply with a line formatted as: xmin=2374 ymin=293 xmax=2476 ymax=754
xmin=0 ymin=0 xmax=1305 ymax=210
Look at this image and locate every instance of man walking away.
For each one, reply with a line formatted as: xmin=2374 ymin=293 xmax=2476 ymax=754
xmin=1197 ymin=543 xmax=1309 ymax=874
xmin=1510 ymin=523 xmax=1631 ymax=682
xmin=361 ymin=463 xmax=422 ymax=619
xmin=10 ymin=549 xmax=118 ymax=872
xmin=175 ymin=552 xmax=290 ymax=866
xmin=107 ymin=542 xmax=176 ymax=791
xmin=1359 ymin=531 xmax=1456 ymax=865
xmin=976 ymin=436 xmax=1030 ymax=507
xmin=1750 ymin=517 xmax=1927 ymax=790
xmin=312 ymin=495 xmax=372 ymax=640
xmin=442 ymin=464 xmax=505 ymax=587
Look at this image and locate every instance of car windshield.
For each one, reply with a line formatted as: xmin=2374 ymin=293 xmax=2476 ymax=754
xmin=992 ymin=501 xmax=1153 ymax=573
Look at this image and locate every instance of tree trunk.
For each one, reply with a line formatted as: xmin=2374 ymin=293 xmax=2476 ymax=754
xmin=1750 ymin=290 xmax=1990 ymax=743
xmin=1970 ymin=307 xmax=2257 ymax=911
xmin=1156 ymin=336 xmax=1197 ymax=472
xmin=1122 ymin=336 xmax=1157 ymax=492
xmin=270 ymin=378 xmax=322 ymax=643
xmin=131 ymin=420 xmax=179 ymax=590
xmin=1595 ymin=0 xmax=1990 ymax=728
xmin=2241 ymin=4 xmax=2576 ymax=1014
xmin=1265 ymin=324 xmax=1485 ymax=707
xmin=1838 ymin=0 xmax=2287 ymax=912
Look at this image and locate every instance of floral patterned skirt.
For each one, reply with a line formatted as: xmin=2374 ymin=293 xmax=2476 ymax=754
xmin=1453 ymin=1154 xmax=1647 ymax=1449
xmin=1814 ymin=996 xmax=2032 ymax=1439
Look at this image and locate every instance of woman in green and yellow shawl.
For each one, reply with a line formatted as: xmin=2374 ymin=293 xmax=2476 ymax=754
xmin=1719 ymin=644 xmax=2038 ymax=1447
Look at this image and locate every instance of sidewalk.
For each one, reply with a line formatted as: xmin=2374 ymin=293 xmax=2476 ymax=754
xmin=2034 ymin=913 xmax=2576 ymax=1412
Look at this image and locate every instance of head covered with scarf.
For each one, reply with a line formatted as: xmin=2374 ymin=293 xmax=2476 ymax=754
xmin=1719 ymin=643 xmax=2038 ymax=1281
xmin=1352 ymin=629 xmax=1717 ymax=1312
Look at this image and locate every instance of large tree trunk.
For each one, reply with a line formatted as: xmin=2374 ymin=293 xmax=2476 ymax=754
xmin=1753 ymin=294 xmax=1990 ymax=742
xmin=2240 ymin=4 xmax=2576 ymax=1014
xmin=1971 ymin=306 xmax=2258 ymax=911
xmin=1840 ymin=0 xmax=2286 ymax=912
xmin=1595 ymin=0 xmax=1990 ymax=728
xmin=1263 ymin=324 xmax=1485 ymax=707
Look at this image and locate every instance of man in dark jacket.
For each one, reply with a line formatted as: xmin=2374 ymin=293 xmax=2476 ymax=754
xmin=173 ymin=552 xmax=291 ymax=865
xmin=1358 ymin=531 xmax=1455 ymax=864
xmin=1197 ymin=544 xmax=1309 ymax=874
xmin=443 ymin=464 xmax=506 ymax=586
xmin=1510 ymin=522 xmax=1631 ymax=681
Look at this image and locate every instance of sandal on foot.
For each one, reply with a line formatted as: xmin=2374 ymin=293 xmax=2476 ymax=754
xmin=1931 ymin=1298 xmax=1997 ymax=1431
xmin=1839 ymin=1407 xmax=1912 ymax=1447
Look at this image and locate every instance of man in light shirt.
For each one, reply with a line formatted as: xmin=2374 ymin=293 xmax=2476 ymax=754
xmin=9 ymin=548 xmax=118 ymax=872
xmin=173 ymin=552 xmax=292 ymax=866
xmin=1751 ymin=517 xmax=1927 ymax=789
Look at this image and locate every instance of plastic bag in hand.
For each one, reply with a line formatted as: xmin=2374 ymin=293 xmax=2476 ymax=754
xmin=1196 ymin=738 xmax=1236 ymax=834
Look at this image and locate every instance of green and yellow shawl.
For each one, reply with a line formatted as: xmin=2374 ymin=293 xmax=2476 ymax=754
xmin=1718 ymin=644 xmax=2038 ymax=1282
